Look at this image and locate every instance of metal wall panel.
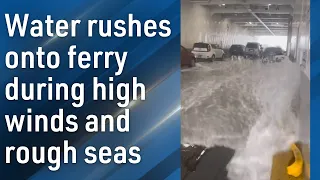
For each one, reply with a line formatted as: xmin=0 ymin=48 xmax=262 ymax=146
xmin=181 ymin=1 xmax=256 ymax=49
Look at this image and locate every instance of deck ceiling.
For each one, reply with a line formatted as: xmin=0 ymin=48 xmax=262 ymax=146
xmin=188 ymin=0 xmax=307 ymax=36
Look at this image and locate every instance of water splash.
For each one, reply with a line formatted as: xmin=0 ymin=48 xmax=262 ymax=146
xmin=182 ymin=60 xmax=262 ymax=148
xmin=227 ymin=60 xmax=300 ymax=180
xmin=181 ymin=59 xmax=301 ymax=179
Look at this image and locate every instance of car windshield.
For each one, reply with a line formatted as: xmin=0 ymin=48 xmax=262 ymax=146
xmin=193 ymin=43 xmax=209 ymax=52
xmin=246 ymin=43 xmax=259 ymax=48
xmin=230 ymin=45 xmax=242 ymax=49
xmin=264 ymin=47 xmax=282 ymax=54
xmin=193 ymin=43 xmax=208 ymax=49
xmin=211 ymin=44 xmax=219 ymax=49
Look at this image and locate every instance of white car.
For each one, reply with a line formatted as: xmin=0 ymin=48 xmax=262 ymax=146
xmin=191 ymin=43 xmax=225 ymax=62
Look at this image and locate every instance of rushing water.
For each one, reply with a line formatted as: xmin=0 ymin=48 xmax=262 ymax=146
xmin=181 ymin=58 xmax=301 ymax=180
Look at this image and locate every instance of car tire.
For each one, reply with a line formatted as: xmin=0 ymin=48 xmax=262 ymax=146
xmin=221 ymin=54 xmax=225 ymax=60
xmin=262 ymin=58 xmax=268 ymax=64
xmin=190 ymin=58 xmax=196 ymax=67
xmin=211 ymin=55 xmax=215 ymax=62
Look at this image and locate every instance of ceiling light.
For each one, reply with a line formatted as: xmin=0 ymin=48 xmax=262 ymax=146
xmin=222 ymin=4 xmax=225 ymax=6
xmin=268 ymin=4 xmax=271 ymax=6
xmin=249 ymin=22 xmax=252 ymax=24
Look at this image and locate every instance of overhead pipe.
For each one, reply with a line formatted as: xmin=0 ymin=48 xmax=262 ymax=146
xmin=247 ymin=8 xmax=276 ymax=36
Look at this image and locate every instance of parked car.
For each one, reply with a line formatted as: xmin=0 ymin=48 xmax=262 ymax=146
xmin=191 ymin=42 xmax=225 ymax=62
xmin=181 ymin=45 xmax=196 ymax=67
xmin=262 ymin=47 xmax=284 ymax=57
xmin=262 ymin=47 xmax=286 ymax=63
xmin=245 ymin=42 xmax=263 ymax=59
xmin=229 ymin=44 xmax=246 ymax=57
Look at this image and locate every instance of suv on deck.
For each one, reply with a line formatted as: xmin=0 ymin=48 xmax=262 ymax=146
xmin=262 ymin=47 xmax=286 ymax=63
xmin=245 ymin=42 xmax=263 ymax=58
xmin=229 ymin=44 xmax=246 ymax=57
xmin=191 ymin=42 xmax=225 ymax=62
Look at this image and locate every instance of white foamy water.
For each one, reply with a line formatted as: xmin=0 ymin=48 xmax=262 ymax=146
xmin=181 ymin=58 xmax=301 ymax=180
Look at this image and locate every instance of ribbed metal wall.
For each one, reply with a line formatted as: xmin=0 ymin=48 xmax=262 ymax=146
xmin=181 ymin=1 xmax=256 ymax=49
xmin=294 ymin=0 xmax=310 ymax=172
xmin=290 ymin=0 xmax=310 ymax=79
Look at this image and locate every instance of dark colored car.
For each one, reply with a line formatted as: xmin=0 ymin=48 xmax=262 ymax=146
xmin=245 ymin=42 xmax=263 ymax=58
xmin=262 ymin=47 xmax=286 ymax=63
xmin=262 ymin=47 xmax=284 ymax=57
xmin=229 ymin=44 xmax=245 ymax=56
xmin=181 ymin=45 xmax=196 ymax=67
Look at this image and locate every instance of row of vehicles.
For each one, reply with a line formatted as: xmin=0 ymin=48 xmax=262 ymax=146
xmin=181 ymin=42 xmax=286 ymax=67
xmin=229 ymin=42 xmax=262 ymax=59
xmin=229 ymin=42 xmax=286 ymax=60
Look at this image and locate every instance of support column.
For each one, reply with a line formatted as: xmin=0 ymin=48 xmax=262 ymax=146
xmin=286 ymin=15 xmax=293 ymax=57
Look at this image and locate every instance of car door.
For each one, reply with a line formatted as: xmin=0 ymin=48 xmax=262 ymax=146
xmin=215 ymin=45 xmax=223 ymax=58
xmin=211 ymin=44 xmax=222 ymax=58
xmin=207 ymin=44 xmax=212 ymax=57
xmin=181 ymin=46 xmax=188 ymax=65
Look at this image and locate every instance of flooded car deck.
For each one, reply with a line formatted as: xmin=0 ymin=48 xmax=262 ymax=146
xmin=181 ymin=59 xmax=301 ymax=180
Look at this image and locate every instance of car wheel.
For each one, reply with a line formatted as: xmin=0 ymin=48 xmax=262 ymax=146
xmin=221 ymin=54 xmax=225 ymax=60
xmin=211 ymin=55 xmax=215 ymax=62
xmin=262 ymin=58 xmax=268 ymax=64
xmin=190 ymin=58 xmax=196 ymax=67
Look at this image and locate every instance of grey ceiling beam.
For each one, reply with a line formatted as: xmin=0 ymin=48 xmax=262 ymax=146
xmin=191 ymin=0 xmax=296 ymax=5
xmin=231 ymin=19 xmax=290 ymax=23
xmin=235 ymin=22 xmax=288 ymax=25
xmin=253 ymin=33 xmax=288 ymax=36
xmin=240 ymin=25 xmax=288 ymax=28
xmin=236 ymin=22 xmax=298 ymax=27
xmin=246 ymin=27 xmax=288 ymax=30
xmin=247 ymin=8 xmax=275 ymax=36
xmin=250 ymin=30 xmax=288 ymax=32
xmin=218 ymin=13 xmax=293 ymax=19
xmin=249 ymin=32 xmax=288 ymax=34
xmin=211 ymin=5 xmax=293 ymax=14
xmin=228 ymin=17 xmax=291 ymax=21
xmin=252 ymin=32 xmax=288 ymax=35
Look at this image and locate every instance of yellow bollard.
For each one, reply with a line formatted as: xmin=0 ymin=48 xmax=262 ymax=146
xmin=271 ymin=143 xmax=309 ymax=180
xmin=287 ymin=143 xmax=303 ymax=177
